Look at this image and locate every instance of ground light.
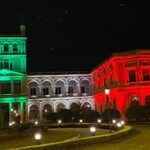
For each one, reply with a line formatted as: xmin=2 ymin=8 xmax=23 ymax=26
xmin=90 ymin=127 xmax=96 ymax=136
xmin=97 ymin=119 xmax=102 ymax=124
xmin=120 ymin=120 xmax=125 ymax=125
xmin=34 ymin=133 xmax=42 ymax=145
xmin=34 ymin=121 xmax=38 ymax=125
xmin=79 ymin=119 xmax=83 ymax=124
xmin=112 ymin=119 xmax=116 ymax=124
xmin=116 ymin=122 xmax=122 ymax=128
xmin=58 ymin=119 xmax=62 ymax=124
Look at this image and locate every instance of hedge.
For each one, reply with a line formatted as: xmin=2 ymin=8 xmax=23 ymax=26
xmin=16 ymin=126 xmax=133 ymax=150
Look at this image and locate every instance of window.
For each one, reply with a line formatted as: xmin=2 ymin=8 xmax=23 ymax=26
xmin=129 ymin=70 xmax=136 ymax=82
xmin=30 ymin=88 xmax=36 ymax=96
xmin=142 ymin=69 xmax=150 ymax=81
xmin=13 ymin=44 xmax=18 ymax=52
xmin=4 ymin=60 xmax=9 ymax=69
xmin=0 ymin=62 xmax=3 ymax=69
xmin=10 ymin=62 xmax=13 ymax=70
xmin=68 ymin=86 xmax=73 ymax=94
xmin=43 ymin=88 xmax=49 ymax=95
xmin=14 ymin=81 xmax=21 ymax=94
xmin=56 ymin=87 xmax=61 ymax=94
xmin=4 ymin=43 xmax=9 ymax=53
xmin=81 ymin=86 xmax=85 ymax=93
xmin=0 ymin=82 xmax=11 ymax=94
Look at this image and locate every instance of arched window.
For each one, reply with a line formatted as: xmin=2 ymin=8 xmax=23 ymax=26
xmin=131 ymin=97 xmax=139 ymax=106
xmin=4 ymin=43 xmax=9 ymax=53
xmin=80 ymin=80 xmax=90 ymax=95
xmin=4 ymin=59 xmax=9 ymax=69
xmin=42 ymin=81 xmax=51 ymax=96
xmin=28 ymin=82 xmax=38 ymax=97
xmin=13 ymin=44 xmax=18 ymax=52
xmin=68 ymin=80 xmax=77 ymax=95
xmin=55 ymin=81 xmax=65 ymax=95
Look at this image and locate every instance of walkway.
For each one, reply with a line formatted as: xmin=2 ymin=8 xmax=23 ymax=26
xmin=71 ymin=124 xmax=150 ymax=150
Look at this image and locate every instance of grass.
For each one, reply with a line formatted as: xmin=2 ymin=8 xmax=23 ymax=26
xmin=0 ymin=128 xmax=108 ymax=150
xmin=70 ymin=124 xmax=150 ymax=150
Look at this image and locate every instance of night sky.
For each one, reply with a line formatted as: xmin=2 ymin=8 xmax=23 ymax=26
xmin=0 ymin=1 xmax=150 ymax=72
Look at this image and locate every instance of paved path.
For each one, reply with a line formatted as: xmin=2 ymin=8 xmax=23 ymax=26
xmin=71 ymin=124 xmax=150 ymax=150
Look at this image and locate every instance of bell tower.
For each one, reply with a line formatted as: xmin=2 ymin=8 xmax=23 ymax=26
xmin=0 ymin=25 xmax=27 ymax=73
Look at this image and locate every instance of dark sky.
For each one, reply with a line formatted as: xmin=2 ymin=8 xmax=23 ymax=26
xmin=0 ymin=1 xmax=150 ymax=72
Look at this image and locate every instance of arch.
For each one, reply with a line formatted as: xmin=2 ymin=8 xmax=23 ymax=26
xmin=68 ymin=80 xmax=78 ymax=95
xmin=42 ymin=81 xmax=52 ymax=96
xmin=130 ymin=96 xmax=140 ymax=106
xmin=29 ymin=105 xmax=39 ymax=120
xmin=56 ymin=103 xmax=66 ymax=112
xmin=41 ymin=79 xmax=53 ymax=85
xmin=81 ymin=102 xmax=92 ymax=111
xmin=42 ymin=104 xmax=53 ymax=119
xmin=54 ymin=79 xmax=66 ymax=84
xmin=145 ymin=95 xmax=150 ymax=106
xmin=55 ymin=80 xmax=65 ymax=95
xmin=80 ymin=79 xmax=90 ymax=94
xmin=13 ymin=43 xmax=18 ymax=52
xmin=70 ymin=103 xmax=80 ymax=112
xmin=28 ymin=81 xmax=39 ymax=97
xmin=27 ymin=80 xmax=39 ymax=86
xmin=4 ymin=43 xmax=9 ymax=53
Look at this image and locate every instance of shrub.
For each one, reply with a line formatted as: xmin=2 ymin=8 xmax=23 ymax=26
xmin=102 ymin=108 xmax=121 ymax=122
xmin=83 ymin=110 xmax=100 ymax=122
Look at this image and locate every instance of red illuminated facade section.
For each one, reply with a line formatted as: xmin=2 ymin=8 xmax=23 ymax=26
xmin=91 ymin=50 xmax=150 ymax=114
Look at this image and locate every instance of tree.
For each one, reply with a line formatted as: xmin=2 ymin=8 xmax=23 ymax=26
xmin=125 ymin=105 xmax=144 ymax=121
xmin=102 ymin=108 xmax=121 ymax=122
xmin=58 ymin=109 xmax=73 ymax=122
xmin=46 ymin=112 xmax=58 ymax=123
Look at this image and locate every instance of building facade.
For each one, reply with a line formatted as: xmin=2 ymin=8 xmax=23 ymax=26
xmin=92 ymin=50 xmax=150 ymax=115
xmin=0 ymin=25 xmax=150 ymax=125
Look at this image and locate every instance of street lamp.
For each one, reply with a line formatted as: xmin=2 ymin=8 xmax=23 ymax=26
xmin=90 ymin=127 xmax=96 ymax=136
xmin=79 ymin=119 xmax=83 ymax=124
xmin=34 ymin=121 xmax=38 ymax=125
xmin=58 ymin=119 xmax=62 ymax=124
xmin=105 ymin=88 xmax=111 ymax=133
xmin=120 ymin=120 xmax=125 ymax=125
xmin=112 ymin=119 xmax=116 ymax=124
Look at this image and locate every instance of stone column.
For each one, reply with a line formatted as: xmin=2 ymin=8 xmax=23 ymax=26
xmin=77 ymin=83 xmax=81 ymax=96
xmin=53 ymin=102 xmax=57 ymax=112
xmin=52 ymin=85 xmax=56 ymax=96
xmin=20 ymin=101 xmax=24 ymax=121
xmin=39 ymin=103 xmax=43 ymax=121
xmin=9 ymin=102 xmax=13 ymax=122
xmin=65 ymin=85 xmax=69 ymax=96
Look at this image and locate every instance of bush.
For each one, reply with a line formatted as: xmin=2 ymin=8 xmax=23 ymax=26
xmin=102 ymin=108 xmax=121 ymax=122
xmin=45 ymin=112 xmax=58 ymax=123
xmin=58 ymin=109 xmax=73 ymax=122
xmin=125 ymin=105 xmax=150 ymax=121
xmin=83 ymin=110 xmax=100 ymax=122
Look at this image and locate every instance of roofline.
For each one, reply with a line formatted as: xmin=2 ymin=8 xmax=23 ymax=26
xmin=91 ymin=49 xmax=150 ymax=73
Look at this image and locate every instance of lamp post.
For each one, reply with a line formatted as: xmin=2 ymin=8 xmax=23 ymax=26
xmin=105 ymin=88 xmax=111 ymax=133
xmin=90 ymin=127 xmax=96 ymax=136
xmin=34 ymin=132 xmax=42 ymax=145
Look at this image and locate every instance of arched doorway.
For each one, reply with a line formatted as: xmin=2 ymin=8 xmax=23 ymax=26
xmin=42 ymin=104 xmax=53 ymax=119
xmin=56 ymin=103 xmax=65 ymax=112
xmin=131 ymin=97 xmax=140 ymax=106
xmin=29 ymin=105 xmax=39 ymax=120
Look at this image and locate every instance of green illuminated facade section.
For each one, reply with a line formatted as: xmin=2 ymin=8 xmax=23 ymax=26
xmin=0 ymin=28 xmax=28 ymax=126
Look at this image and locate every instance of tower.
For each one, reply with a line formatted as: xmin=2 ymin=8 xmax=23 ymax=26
xmin=0 ymin=25 xmax=28 ymax=127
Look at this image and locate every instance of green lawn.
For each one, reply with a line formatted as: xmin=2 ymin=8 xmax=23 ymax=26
xmin=0 ymin=128 xmax=108 ymax=150
xmin=71 ymin=124 xmax=150 ymax=150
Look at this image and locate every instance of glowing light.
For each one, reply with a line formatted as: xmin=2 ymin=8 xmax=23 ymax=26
xmin=34 ymin=121 xmax=38 ymax=125
xmin=79 ymin=119 xmax=83 ymax=123
xmin=90 ymin=126 xmax=96 ymax=135
xmin=44 ymin=109 xmax=48 ymax=113
xmin=112 ymin=119 xmax=116 ymax=124
xmin=97 ymin=119 xmax=101 ymax=123
xmin=120 ymin=120 xmax=125 ymax=125
xmin=105 ymin=89 xmax=110 ymax=95
xmin=34 ymin=133 xmax=41 ymax=140
xmin=116 ymin=122 xmax=122 ymax=128
xmin=58 ymin=120 xmax=62 ymax=124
